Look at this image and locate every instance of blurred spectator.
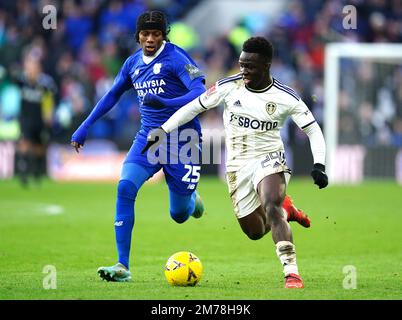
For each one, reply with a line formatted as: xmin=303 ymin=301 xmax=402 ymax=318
xmin=99 ymin=0 xmax=145 ymax=45
xmin=391 ymin=118 xmax=402 ymax=147
xmin=169 ymin=21 xmax=198 ymax=50
xmin=358 ymin=102 xmax=376 ymax=146
xmin=12 ymin=50 xmax=57 ymax=186
xmin=338 ymin=110 xmax=361 ymax=145
xmin=53 ymin=74 xmax=90 ymax=143
xmin=63 ymin=1 xmax=94 ymax=54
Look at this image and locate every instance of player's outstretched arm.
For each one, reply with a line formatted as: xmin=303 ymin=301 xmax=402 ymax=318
xmin=301 ymin=121 xmax=328 ymax=189
xmin=141 ymin=98 xmax=207 ymax=154
xmin=142 ymin=82 xmax=225 ymax=154
xmin=143 ymin=78 xmax=205 ymax=109
xmin=161 ymin=82 xmax=224 ymax=134
xmin=142 ymin=90 xmax=223 ymax=154
xmin=71 ymin=75 xmax=131 ymax=153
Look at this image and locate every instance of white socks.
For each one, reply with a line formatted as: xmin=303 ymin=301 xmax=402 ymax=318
xmin=275 ymin=241 xmax=299 ymax=276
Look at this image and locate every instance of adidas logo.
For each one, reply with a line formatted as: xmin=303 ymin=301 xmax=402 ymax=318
xmin=233 ymin=100 xmax=242 ymax=107
xmin=114 ymin=221 xmax=124 ymax=226
xmin=273 ymin=161 xmax=281 ymax=168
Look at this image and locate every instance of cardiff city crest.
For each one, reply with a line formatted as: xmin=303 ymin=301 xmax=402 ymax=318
xmin=153 ymin=63 xmax=162 ymax=74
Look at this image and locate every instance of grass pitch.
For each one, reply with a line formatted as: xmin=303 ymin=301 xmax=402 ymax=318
xmin=0 ymin=177 xmax=401 ymax=300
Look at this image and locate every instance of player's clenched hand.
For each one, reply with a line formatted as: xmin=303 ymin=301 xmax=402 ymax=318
xmin=71 ymin=125 xmax=88 ymax=153
xmin=311 ymin=163 xmax=328 ymax=189
xmin=141 ymin=127 xmax=167 ymax=154
xmin=71 ymin=141 xmax=83 ymax=153
xmin=143 ymin=93 xmax=166 ymax=108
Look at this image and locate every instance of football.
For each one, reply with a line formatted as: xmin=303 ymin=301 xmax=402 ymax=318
xmin=164 ymin=251 xmax=203 ymax=286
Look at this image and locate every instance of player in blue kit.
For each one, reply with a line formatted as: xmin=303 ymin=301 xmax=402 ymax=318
xmin=71 ymin=10 xmax=205 ymax=282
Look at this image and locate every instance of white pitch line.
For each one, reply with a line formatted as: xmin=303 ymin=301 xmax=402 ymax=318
xmin=39 ymin=204 xmax=65 ymax=215
xmin=0 ymin=202 xmax=65 ymax=216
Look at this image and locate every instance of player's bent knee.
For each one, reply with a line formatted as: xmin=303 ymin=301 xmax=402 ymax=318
xmin=245 ymin=230 xmax=264 ymax=241
xmin=169 ymin=192 xmax=193 ymax=224
xmin=169 ymin=203 xmax=191 ymax=224
xmin=170 ymin=210 xmax=189 ymax=224
xmin=117 ymin=179 xmax=138 ymax=201
xmin=238 ymin=210 xmax=267 ymax=240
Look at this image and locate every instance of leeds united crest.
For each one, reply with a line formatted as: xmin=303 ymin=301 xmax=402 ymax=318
xmin=266 ymin=102 xmax=277 ymax=115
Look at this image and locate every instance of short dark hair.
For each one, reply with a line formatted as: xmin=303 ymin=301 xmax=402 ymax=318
xmin=242 ymin=37 xmax=273 ymax=62
xmin=135 ymin=10 xmax=170 ymax=43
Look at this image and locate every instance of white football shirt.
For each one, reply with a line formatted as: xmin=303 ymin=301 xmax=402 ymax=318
xmin=162 ymin=74 xmax=322 ymax=171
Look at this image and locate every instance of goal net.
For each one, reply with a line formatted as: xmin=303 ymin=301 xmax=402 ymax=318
xmin=324 ymin=43 xmax=402 ymax=184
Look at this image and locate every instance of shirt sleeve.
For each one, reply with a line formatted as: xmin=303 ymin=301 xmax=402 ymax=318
xmin=161 ymin=82 xmax=227 ymax=133
xmin=112 ymin=57 xmax=134 ymax=95
xmin=198 ymin=82 xmax=228 ymax=109
xmin=174 ymin=53 xmax=205 ymax=89
xmin=289 ymin=99 xmax=317 ymax=130
xmin=290 ymin=99 xmax=326 ymax=165
xmin=303 ymin=121 xmax=326 ymax=165
xmin=42 ymin=74 xmax=57 ymax=95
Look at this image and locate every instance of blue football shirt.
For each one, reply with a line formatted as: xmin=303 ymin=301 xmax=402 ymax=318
xmin=116 ymin=42 xmax=205 ymax=134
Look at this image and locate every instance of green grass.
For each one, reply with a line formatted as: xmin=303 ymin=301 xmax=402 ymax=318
xmin=0 ymin=177 xmax=401 ymax=300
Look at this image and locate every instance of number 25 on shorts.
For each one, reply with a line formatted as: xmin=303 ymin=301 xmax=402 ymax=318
xmin=182 ymin=165 xmax=201 ymax=183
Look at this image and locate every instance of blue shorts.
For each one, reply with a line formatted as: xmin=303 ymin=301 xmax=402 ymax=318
xmin=124 ymin=129 xmax=202 ymax=196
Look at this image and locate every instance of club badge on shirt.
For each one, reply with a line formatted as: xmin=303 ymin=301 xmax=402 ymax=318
xmin=153 ymin=63 xmax=162 ymax=74
xmin=266 ymin=102 xmax=277 ymax=115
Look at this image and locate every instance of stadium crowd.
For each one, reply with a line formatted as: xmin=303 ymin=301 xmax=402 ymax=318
xmin=0 ymin=0 xmax=401 ymax=154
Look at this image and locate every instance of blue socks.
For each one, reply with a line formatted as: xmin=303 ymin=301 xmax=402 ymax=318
xmin=115 ymin=179 xmax=138 ymax=269
xmin=115 ymin=163 xmax=155 ymax=269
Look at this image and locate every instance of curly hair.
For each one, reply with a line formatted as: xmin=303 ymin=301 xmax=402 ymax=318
xmin=135 ymin=10 xmax=170 ymax=43
xmin=242 ymin=37 xmax=274 ymax=62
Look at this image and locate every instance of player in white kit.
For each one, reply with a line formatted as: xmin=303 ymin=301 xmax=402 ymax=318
xmin=143 ymin=37 xmax=328 ymax=288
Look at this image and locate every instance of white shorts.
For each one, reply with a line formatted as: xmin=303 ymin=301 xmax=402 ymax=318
xmin=226 ymin=151 xmax=291 ymax=219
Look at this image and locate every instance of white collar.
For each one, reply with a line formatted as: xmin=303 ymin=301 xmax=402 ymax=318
xmin=142 ymin=41 xmax=166 ymax=65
